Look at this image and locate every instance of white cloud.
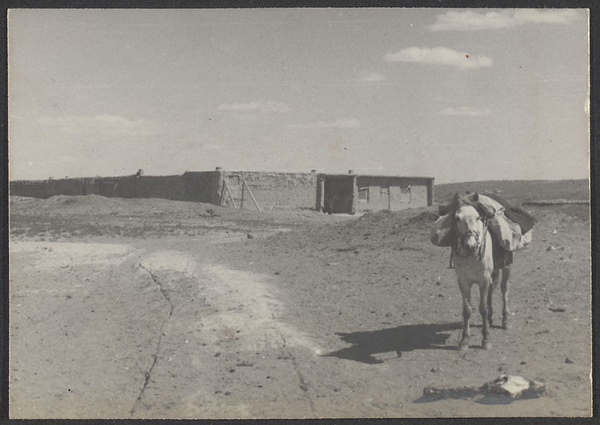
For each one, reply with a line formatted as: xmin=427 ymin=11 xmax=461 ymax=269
xmin=291 ymin=118 xmax=361 ymax=129
xmin=361 ymin=72 xmax=386 ymax=82
xmin=217 ymin=100 xmax=292 ymax=114
xmin=385 ymin=47 xmax=493 ymax=70
xmin=430 ymin=9 xmax=578 ymax=31
xmin=39 ymin=114 xmax=158 ymax=136
xmin=430 ymin=10 xmax=515 ymax=31
xmin=514 ymin=9 xmax=578 ymax=24
xmin=440 ymin=107 xmax=492 ymax=116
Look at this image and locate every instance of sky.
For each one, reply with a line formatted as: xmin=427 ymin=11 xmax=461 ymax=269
xmin=8 ymin=8 xmax=590 ymax=183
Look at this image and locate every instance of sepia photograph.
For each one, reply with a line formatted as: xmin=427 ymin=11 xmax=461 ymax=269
xmin=8 ymin=7 xmax=591 ymax=418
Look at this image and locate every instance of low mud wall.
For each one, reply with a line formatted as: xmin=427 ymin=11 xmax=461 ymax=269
xmin=222 ymin=171 xmax=318 ymax=211
xmin=10 ymin=170 xmax=431 ymax=213
xmin=11 ymin=175 xmax=190 ymax=202
xmin=9 ymin=170 xmax=317 ymax=210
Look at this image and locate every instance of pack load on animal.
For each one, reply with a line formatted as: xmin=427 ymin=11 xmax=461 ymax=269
xmin=430 ymin=192 xmax=535 ymax=266
xmin=431 ymin=191 xmax=536 ymax=350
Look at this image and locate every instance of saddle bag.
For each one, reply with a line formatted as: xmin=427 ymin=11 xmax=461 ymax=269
xmin=487 ymin=210 xmax=532 ymax=252
xmin=482 ymin=193 xmax=536 ymax=234
xmin=474 ymin=194 xmax=533 ymax=252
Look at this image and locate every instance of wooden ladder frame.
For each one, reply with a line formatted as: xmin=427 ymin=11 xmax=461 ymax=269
xmin=220 ymin=179 xmax=261 ymax=212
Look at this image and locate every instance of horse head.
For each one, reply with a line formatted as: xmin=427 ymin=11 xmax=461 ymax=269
xmin=454 ymin=202 xmax=487 ymax=257
xmin=433 ymin=192 xmax=493 ymax=250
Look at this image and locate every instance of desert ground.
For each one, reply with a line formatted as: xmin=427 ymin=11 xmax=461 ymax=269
xmin=9 ymin=180 xmax=591 ymax=418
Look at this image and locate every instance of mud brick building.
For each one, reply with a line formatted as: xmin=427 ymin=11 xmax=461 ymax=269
xmin=10 ymin=168 xmax=434 ymax=213
xmin=316 ymin=172 xmax=434 ymax=214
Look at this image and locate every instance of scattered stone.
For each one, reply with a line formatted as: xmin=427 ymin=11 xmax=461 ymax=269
xmin=247 ymin=234 xmax=254 ymax=239
xmin=565 ymin=358 xmax=575 ymax=364
xmin=550 ymin=307 xmax=566 ymax=313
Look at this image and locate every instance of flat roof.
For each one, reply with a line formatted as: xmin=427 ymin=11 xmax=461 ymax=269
xmin=318 ymin=173 xmax=434 ymax=180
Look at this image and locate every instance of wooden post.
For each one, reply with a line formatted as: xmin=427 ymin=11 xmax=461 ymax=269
xmin=213 ymin=168 xmax=224 ymax=205
xmin=243 ymin=180 xmax=262 ymax=213
xmin=427 ymin=179 xmax=435 ymax=206
xmin=350 ymin=175 xmax=358 ymax=214
xmin=223 ymin=180 xmax=237 ymax=208
xmin=316 ymin=176 xmax=325 ymax=212
xmin=219 ymin=182 xmax=226 ymax=206
xmin=240 ymin=180 xmax=245 ymax=209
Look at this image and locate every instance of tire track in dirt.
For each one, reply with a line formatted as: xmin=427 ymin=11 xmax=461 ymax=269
xmin=199 ymin=264 xmax=320 ymax=355
xmin=130 ymin=264 xmax=174 ymax=416
xmin=201 ymin=263 xmax=319 ymax=415
xmin=124 ymin=249 xmax=321 ymax=418
xmin=279 ymin=334 xmax=316 ymax=414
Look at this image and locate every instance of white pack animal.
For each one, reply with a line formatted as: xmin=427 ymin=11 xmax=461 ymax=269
xmin=453 ymin=201 xmax=510 ymax=351
xmin=431 ymin=192 xmax=534 ymax=351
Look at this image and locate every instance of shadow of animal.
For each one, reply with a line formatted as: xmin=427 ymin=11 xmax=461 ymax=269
xmin=322 ymin=322 xmax=461 ymax=364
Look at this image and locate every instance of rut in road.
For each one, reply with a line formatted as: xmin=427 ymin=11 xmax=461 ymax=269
xmin=201 ymin=264 xmax=319 ymax=416
xmin=126 ymin=249 xmax=321 ymax=417
xmin=130 ymin=263 xmax=174 ymax=416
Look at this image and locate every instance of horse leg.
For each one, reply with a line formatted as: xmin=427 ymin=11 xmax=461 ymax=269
xmin=501 ymin=267 xmax=511 ymax=329
xmin=479 ymin=280 xmax=492 ymax=350
xmin=488 ymin=270 xmax=500 ymax=327
xmin=458 ymin=280 xmax=472 ymax=351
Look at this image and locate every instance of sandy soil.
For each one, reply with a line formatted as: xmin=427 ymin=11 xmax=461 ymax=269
xmin=8 ymin=189 xmax=592 ymax=418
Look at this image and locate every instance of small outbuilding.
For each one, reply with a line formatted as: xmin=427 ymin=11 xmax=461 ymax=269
xmin=316 ymin=172 xmax=434 ymax=214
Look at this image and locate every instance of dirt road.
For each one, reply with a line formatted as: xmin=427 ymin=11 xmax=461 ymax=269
xmin=9 ymin=194 xmax=592 ymax=418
